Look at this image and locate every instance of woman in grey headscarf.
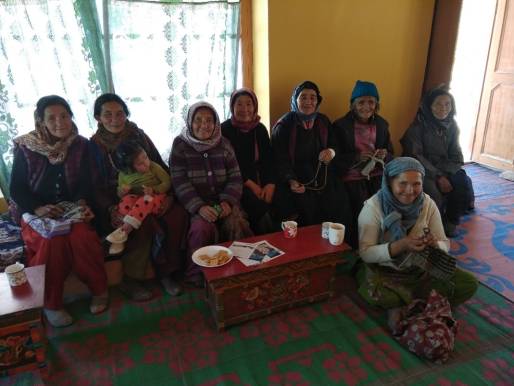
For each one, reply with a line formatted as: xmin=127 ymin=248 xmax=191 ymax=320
xmin=357 ymin=157 xmax=477 ymax=320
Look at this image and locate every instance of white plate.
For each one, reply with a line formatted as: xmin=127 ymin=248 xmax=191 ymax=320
xmin=192 ymin=245 xmax=233 ymax=268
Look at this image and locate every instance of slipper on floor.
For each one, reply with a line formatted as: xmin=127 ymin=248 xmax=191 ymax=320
xmin=90 ymin=292 xmax=109 ymax=314
xmin=44 ymin=308 xmax=73 ymax=327
xmin=118 ymin=278 xmax=153 ymax=302
xmin=161 ymin=277 xmax=183 ymax=296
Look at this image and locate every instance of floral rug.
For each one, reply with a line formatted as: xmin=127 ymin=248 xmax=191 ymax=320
xmin=452 ymin=163 xmax=514 ymax=301
xmin=2 ymin=280 xmax=513 ymax=386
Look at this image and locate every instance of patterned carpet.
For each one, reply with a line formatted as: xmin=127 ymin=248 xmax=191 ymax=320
xmin=2 ymin=162 xmax=513 ymax=385
xmin=452 ymin=163 xmax=514 ymax=301
xmin=2 ymin=280 xmax=513 ymax=386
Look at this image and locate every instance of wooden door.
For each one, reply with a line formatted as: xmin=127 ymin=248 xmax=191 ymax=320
xmin=472 ymin=0 xmax=514 ymax=171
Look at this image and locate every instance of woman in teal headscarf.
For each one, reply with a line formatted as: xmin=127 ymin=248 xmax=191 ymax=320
xmin=356 ymin=157 xmax=477 ymax=319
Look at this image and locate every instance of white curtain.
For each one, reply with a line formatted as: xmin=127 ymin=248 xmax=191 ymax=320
xmin=0 ymin=0 xmax=101 ymax=196
xmin=105 ymin=0 xmax=240 ymax=157
xmin=0 ymin=0 xmax=240 ymax=197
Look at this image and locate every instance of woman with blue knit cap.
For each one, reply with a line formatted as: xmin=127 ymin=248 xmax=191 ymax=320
xmin=401 ymin=86 xmax=474 ymax=237
xmin=333 ymin=80 xmax=394 ymax=247
xmin=356 ymin=157 xmax=477 ymax=318
xmin=271 ymin=81 xmax=352 ymax=234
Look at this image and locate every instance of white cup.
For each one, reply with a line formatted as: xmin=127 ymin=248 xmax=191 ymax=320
xmin=321 ymin=222 xmax=332 ymax=239
xmin=5 ymin=262 xmax=28 ymax=287
xmin=328 ymin=223 xmax=345 ymax=246
xmin=281 ymin=221 xmax=298 ymax=238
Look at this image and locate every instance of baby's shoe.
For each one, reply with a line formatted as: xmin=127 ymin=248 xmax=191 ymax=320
xmin=106 ymin=227 xmax=128 ymax=243
xmin=106 ymin=228 xmax=127 ymax=255
xmin=108 ymin=242 xmax=125 ymax=255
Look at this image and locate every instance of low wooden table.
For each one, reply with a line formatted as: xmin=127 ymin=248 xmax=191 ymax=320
xmin=201 ymin=225 xmax=350 ymax=330
xmin=0 ymin=265 xmax=47 ymax=379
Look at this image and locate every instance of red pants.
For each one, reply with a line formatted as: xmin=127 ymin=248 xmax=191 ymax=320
xmin=118 ymin=193 xmax=166 ymax=228
xmin=22 ymin=221 xmax=107 ymax=310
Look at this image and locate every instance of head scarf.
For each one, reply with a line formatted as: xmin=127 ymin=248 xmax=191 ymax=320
xmin=416 ymin=86 xmax=456 ymax=132
xmin=230 ymin=88 xmax=261 ymax=133
xmin=180 ymin=101 xmax=221 ymax=152
xmin=13 ymin=110 xmax=78 ymax=165
xmin=290 ymin=81 xmax=323 ymax=129
xmin=91 ymin=120 xmax=141 ymax=153
xmin=377 ymin=157 xmax=425 ymax=242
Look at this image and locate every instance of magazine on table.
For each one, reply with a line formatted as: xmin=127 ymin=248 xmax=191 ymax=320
xmin=228 ymin=240 xmax=285 ymax=266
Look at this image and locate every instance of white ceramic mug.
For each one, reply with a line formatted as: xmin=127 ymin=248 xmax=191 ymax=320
xmin=321 ymin=222 xmax=332 ymax=239
xmin=5 ymin=262 xmax=28 ymax=287
xmin=281 ymin=221 xmax=298 ymax=238
xmin=328 ymin=223 xmax=345 ymax=246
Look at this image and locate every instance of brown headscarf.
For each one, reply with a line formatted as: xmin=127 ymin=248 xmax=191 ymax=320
xmin=13 ymin=111 xmax=78 ymax=165
xmin=91 ymin=120 xmax=142 ymax=153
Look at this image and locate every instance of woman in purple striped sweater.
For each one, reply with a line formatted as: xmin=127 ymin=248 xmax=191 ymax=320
xmin=170 ymin=102 xmax=253 ymax=287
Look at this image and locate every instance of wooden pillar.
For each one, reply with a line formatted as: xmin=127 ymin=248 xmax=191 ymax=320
xmin=423 ymin=0 xmax=463 ymax=91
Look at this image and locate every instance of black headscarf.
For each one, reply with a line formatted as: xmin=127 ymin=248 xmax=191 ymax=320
xmin=290 ymin=81 xmax=323 ymax=125
xmin=416 ymin=86 xmax=456 ymax=132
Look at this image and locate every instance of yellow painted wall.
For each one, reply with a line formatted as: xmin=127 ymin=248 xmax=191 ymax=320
xmin=255 ymin=0 xmax=435 ymax=152
xmin=252 ymin=0 xmax=270 ymax=128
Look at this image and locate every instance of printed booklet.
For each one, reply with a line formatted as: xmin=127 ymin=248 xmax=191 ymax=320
xmin=228 ymin=240 xmax=284 ymax=266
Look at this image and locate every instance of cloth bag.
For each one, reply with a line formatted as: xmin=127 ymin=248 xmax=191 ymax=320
xmin=390 ymin=289 xmax=458 ymax=363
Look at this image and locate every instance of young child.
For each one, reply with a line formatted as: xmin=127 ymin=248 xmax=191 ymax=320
xmin=106 ymin=141 xmax=171 ymax=254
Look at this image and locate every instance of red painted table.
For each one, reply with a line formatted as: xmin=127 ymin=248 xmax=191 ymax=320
xmin=0 ymin=265 xmax=47 ymax=379
xmin=201 ymin=225 xmax=350 ymax=330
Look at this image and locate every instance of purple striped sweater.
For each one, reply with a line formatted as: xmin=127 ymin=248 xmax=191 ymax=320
xmin=169 ymin=136 xmax=242 ymax=214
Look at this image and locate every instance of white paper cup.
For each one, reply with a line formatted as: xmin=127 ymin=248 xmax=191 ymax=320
xmin=5 ymin=262 xmax=28 ymax=287
xmin=321 ymin=222 xmax=332 ymax=239
xmin=328 ymin=223 xmax=345 ymax=246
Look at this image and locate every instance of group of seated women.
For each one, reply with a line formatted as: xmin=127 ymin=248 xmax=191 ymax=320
xmin=8 ymin=80 xmax=477 ymax=328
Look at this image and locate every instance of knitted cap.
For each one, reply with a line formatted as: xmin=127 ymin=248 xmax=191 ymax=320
xmin=350 ymin=80 xmax=379 ymax=103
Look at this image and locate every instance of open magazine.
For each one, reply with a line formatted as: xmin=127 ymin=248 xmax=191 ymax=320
xmin=228 ymin=240 xmax=285 ymax=266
